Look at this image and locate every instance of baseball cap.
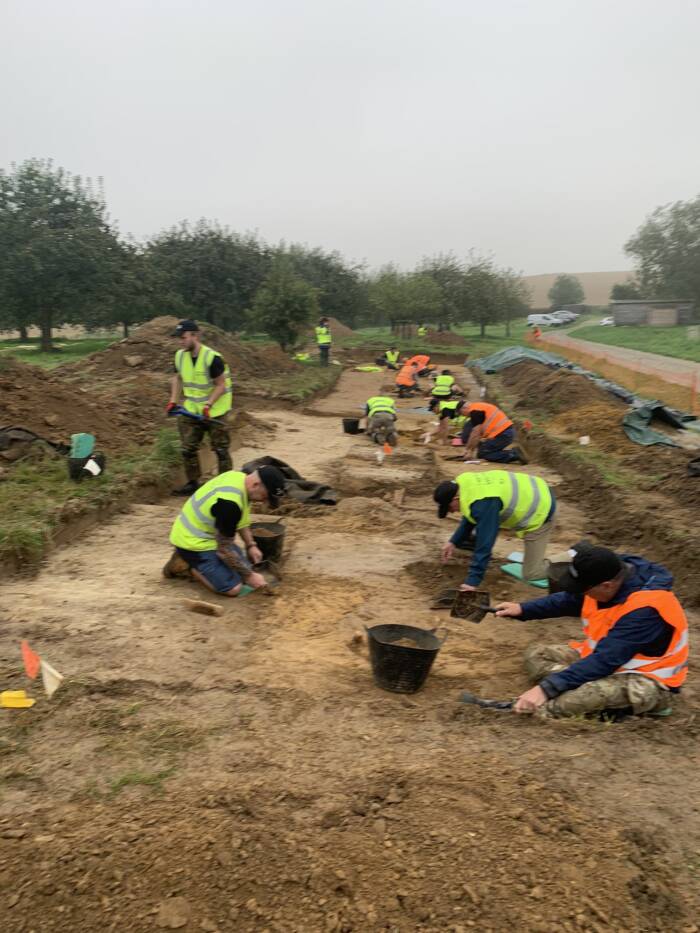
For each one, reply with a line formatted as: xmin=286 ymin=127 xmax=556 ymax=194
xmin=433 ymin=480 xmax=458 ymax=519
xmin=258 ymin=466 xmax=287 ymax=509
xmin=557 ymin=542 xmax=623 ymax=594
xmin=172 ymin=319 xmax=199 ymax=336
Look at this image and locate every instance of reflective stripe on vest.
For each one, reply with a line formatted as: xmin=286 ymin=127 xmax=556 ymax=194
xmin=367 ymin=396 xmax=397 ymax=419
xmin=432 ymin=374 xmax=455 ymax=396
xmin=465 ymin=402 xmax=513 ymax=440
xmin=174 ymin=345 xmax=233 ymax=418
xmin=571 ymin=588 xmax=689 ymax=688
xmin=315 ymin=326 xmax=332 ymax=345
xmin=456 ymin=470 xmax=552 ymax=538
xmin=169 ymin=472 xmax=250 ymax=552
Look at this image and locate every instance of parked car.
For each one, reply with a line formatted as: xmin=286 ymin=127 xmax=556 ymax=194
xmin=527 ymin=313 xmax=564 ymax=327
xmin=549 ymin=310 xmax=578 ymax=323
xmin=599 ymin=317 xmax=615 ymax=326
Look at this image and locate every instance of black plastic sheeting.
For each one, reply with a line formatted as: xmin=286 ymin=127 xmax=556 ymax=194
xmin=469 ymin=347 xmax=700 ymax=447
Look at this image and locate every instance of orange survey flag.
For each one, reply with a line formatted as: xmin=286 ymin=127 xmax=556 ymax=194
xmin=21 ymin=640 xmax=41 ymax=680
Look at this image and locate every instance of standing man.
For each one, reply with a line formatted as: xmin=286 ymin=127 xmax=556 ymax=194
xmin=494 ymin=543 xmax=689 ymax=718
xmin=434 ymin=470 xmax=555 ymax=589
xmin=363 ymin=395 xmax=398 ymax=446
xmin=165 ymin=466 xmax=287 ymax=596
xmin=167 ymin=320 xmax=233 ymax=496
xmin=417 ymin=323 xmax=427 ymax=337
xmin=315 ymin=316 xmax=332 ymax=366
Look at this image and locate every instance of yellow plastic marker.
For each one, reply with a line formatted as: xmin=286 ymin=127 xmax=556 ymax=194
xmin=1 ymin=690 xmax=36 ymax=709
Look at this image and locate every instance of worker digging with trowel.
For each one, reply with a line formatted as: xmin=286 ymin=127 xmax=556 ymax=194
xmin=434 ymin=469 xmax=555 ymax=590
xmin=490 ymin=542 xmax=689 ymax=718
xmin=395 ymin=361 xmax=421 ymax=397
xmin=363 ymin=395 xmax=398 ymax=446
xmin=427 ymin=369 xmax=465 ymax=401
xmin=163 ymin=466 xmax=286 ymax=596
xmin=167 ymin=319 xmax=234 ymax=496
xmin=425 ymin=400 xmax=527 ymax=464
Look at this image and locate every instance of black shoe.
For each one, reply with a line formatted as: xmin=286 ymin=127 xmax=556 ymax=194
xmin=171 ymin=480 xmax=199 ymax=496
xmin=511 ymin=447 xmax=529 ymax=464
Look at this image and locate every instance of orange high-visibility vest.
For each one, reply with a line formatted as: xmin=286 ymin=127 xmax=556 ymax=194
xmin=396 ymin=365 xmax=417 ymax=387
xmin=406 ymin=355 xmax=430 ymax=369
xmin=570 ymin=590 xmax=689 ymax=688
xmin=464 ymin=402 xmax=513 ymax=440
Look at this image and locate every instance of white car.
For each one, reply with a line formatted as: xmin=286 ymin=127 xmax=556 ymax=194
xmin=599 ymin=317 xmax=615 ymax=326
xmin=549 ymin=310 xmax=578 ymax=323
xmin=527 ymin=313 xmax=564 ymax=327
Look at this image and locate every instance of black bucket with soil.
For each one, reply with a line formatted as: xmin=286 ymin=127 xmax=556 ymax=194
xmin=342 ymin=417 xmax=363 ymax=434
xmin=366 ymin=624 xmax=445 ymax=694
xmin=251 ymin=521 xmax=286 ymax=563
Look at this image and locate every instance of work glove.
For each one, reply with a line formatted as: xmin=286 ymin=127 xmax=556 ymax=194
xmin=166 ymin=402 xmax=177 ymax=414
xmin=202 ymin=405 xmax=211 ymax=420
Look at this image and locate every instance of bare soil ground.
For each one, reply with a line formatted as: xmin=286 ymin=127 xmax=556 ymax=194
xmin=1 ymin=366 xmax=699 ymax=932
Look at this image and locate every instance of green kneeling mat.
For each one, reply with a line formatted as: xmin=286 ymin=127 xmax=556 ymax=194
xmin=238 ymin=584 xmax=254 ymax=597
xmin=500 ymin=562 xmax=548 ymax=588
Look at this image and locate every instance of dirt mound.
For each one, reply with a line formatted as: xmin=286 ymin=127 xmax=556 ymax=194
xmin=326 ymin=316 xmax=355 ymax=337
xmin=501 ymin=361 xmax=614 ymax=413
xmin=546 ymin=402 xmax=632 ymax=453
xmin=61 ymin=316 xmax=299 ymax=381
xmin=0 ymin=358 xmax=130 ymax=451
xmin=425 ymin=329 xmax=468 ymax=346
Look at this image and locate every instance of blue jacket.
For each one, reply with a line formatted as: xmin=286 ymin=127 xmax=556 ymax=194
xmin=519 ymin=555 xmax=678 ymax=697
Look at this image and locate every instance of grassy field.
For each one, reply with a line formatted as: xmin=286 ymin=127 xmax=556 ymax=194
xmin=0 ymin=429 xmax=181 ymax=570
xmin=337 ymin=320 xmax=532 ymax=357
xmin=568 ymin=323 xmax=700 ymax=362
xmin=0 ymin=336 xmax=115 ymax=367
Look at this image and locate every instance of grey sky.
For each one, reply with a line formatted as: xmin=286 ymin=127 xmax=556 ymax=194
xmin=2 ymin=0 xmax=698 ymax=274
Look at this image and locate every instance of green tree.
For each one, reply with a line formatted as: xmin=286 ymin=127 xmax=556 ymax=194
xmin=367 ymin=266 xmax=442 ymax=326
xmin=282 ymin=244 xmax=367 ymax=328
xmin=625 ymin=196 xmax=700 ymax=306
xmin=0 ymin=159 xmax=120 ymax=350
xmin=250 ymin=257 xmax=319 ymax=350
xmin=146 ymin=221 xmax=271 ymax=332
xmin=416 ymin=252 xmax=466 ymax=326
xmin=547 ymin=274 xmax=585 ymax=308
xmin=610 ymin=281 xmax=642 ymax=300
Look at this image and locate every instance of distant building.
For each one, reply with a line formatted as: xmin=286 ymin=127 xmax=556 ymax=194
xmin=610 ymin=300 xmax=695 ymax=326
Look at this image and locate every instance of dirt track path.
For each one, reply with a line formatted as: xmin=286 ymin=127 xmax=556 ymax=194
xmin=545 ymin=331 xmax=700 ymax=382
xmin=1 ymin=367 xmax=699 ymax=931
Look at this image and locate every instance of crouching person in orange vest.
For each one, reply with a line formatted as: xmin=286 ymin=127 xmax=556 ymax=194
xmin=494 ymin=543 xmax=689 ymax=718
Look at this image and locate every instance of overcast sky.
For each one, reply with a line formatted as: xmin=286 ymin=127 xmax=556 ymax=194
xmin=1 ymin=0 xmax=698 ymax=274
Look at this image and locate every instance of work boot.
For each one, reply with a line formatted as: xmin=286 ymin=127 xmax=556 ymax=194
xmin=511 ymin=447 xmax=529 ymax=464
xmin=162 ymin=550 xmax=192 ymax=579
xmin=171 ymin=480 xmax=199 ymax=496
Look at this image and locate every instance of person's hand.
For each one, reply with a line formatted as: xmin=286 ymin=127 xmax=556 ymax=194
xmin=458 ymin=583 xmax=478 ymax=592
xmin=166 ymin=402 xmax=177 ymax=414
xmin=514 ymin=685 xmax=547 ymax=713
xmin=202 ymin=405 xmax=211 ymax=420
xmin=463 ymin=448 xmax=477 ymax=461
xmin=495 ymin=601 xmax=523 ymax=618
xmin=246 ymin=571 xmax=266 ymax=589
xmin=247 ymin=545 xmax=263 ymax=565
xmin=441 ymin=542 xmax=455 ymax=563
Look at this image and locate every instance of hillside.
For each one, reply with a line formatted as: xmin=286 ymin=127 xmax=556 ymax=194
xmin=522 ymin=270 xmax=633 ymax=307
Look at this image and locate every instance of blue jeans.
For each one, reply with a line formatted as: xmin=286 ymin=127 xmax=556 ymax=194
xmin=176 ymin=544 xmax=250 ymax=593
xmin=460 ymin=424 xmax=517 ymax=463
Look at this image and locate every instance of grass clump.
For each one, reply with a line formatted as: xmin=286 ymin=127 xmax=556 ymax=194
xmin=108 ymin=767 xmax=175 ymax=797
xmin=0 ymin=336 xmax=117 ymax=368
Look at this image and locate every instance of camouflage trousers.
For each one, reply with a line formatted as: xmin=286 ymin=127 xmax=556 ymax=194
xmin=368 ymin=413 xmax=398 ymax=446
xmin=177 ymin=415 xmax=232 ymax=482
xmin=524 ymin=643 xmax=671 ymax=718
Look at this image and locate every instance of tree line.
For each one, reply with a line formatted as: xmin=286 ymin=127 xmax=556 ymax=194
xmin=0 ymin=160 xmax=534 ymax=351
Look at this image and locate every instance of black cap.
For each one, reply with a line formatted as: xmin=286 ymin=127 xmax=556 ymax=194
xmin=258 ymin=466 xmax=286 ymax=509
xmin=557 ymin=542 xmax=624 ymax=594
xmin=433 ymin=480 xmax=458 ymax=519
xmin=172 ymin=319 xmax=199 ymax=336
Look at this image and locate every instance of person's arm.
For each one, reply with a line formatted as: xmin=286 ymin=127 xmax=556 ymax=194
xmin=540 ymin=608 xmax=673 ymax=698
xmin=204 ymin=356 xmax=227 ymax=414
xmin=211 ymin=500 xmax=257 ymax=580
xmin=238 ymin=526 xmax=263 ymax=566
xmin=169 ymin=373 xmax=182 ymax=406
xmin=462 ymin=499 xmax=502 ymax=588
xmin=464 ymin=424 xmax=484 ymax=457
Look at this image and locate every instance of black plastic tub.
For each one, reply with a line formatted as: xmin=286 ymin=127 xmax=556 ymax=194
xmin=366 ymin=624 xmax=445 ymax=694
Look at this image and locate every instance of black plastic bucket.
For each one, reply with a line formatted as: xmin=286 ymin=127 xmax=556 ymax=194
xmin=251 ymin=521 xmax=286 ymax=563
xmin=342 ymin=417 xmax=361 ymax=434
xmin=547 ymin=561 xmax=569 ymax=595
xmin=366 ymin=624 xmax=445 ymax=694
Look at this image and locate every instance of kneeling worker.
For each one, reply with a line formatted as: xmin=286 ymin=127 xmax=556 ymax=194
xmin=395 ymin=361 xmax=420 ymax=397
xmin=460 ymin=401 xmax=527 ymax=464
xmin=495 ymin=542 xmax=689 ymax=718
xmin=429 ymin=369 xmax=464 ymax=399
xmin=375 ymin=347 xmax=401 ymax=370
xmin=364 ymin=395 xmax=398 ymax=446
xmin=434 ymin=470 xmax=555 ymax=590
xmin=165 ymin=466 xmax=286 ymax=596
